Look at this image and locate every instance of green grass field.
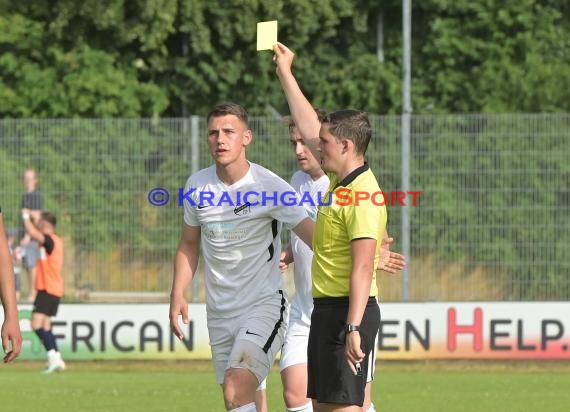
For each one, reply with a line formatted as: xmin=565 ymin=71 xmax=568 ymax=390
xmin=1 ymin=360 xmax=569 ymax=411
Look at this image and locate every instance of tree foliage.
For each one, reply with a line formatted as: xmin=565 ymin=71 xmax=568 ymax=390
xmin=415 ymin=0 xmax=570 ymax=113
xmin=2 ymin=0 xmax=569 ymax=117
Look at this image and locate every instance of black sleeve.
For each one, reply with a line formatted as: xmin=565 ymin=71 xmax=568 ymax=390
xmin=43 ymin=234 xmax=55 ymax=255
xmin=25 ymin=191 xmax=43 ymax=210
xmin=22 ymin=193 xmax=31 ymax=209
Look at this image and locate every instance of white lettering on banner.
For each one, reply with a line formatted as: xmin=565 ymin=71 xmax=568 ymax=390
xmin=3 ymin=303 xmax=569 ymax=360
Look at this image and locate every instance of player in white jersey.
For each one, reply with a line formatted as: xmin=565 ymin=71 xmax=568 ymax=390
xmin=274 ymin=45 xmax=406 ymax=412
xmin=285 ymin=170 xmax=329 ymax=325
xmin=170 ymin=103 xmax=314 ymax=412
xmin=278 ymin=114 xmax=328 ymax=412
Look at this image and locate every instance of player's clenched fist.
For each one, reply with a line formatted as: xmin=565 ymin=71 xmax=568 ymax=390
xmin=169 ymin=294 xmax=189 ymax=341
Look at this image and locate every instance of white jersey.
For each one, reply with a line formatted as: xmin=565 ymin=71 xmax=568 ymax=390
xmin=289 ymin=171 xmax=330 ymax=325
xmin=183 ymin=163 xmax=309 ymax=318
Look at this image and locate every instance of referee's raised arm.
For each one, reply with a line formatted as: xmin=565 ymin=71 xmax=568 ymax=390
xmin=273 ymin=42 xmax=322 ymax=158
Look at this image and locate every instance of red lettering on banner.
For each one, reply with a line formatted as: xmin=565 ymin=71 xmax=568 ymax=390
xmin=447 ymin=307 xmax=483 ymax=351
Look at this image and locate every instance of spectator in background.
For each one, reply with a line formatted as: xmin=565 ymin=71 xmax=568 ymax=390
xmin=6 ymin=229 xmax=22 ymax=302
xmin=19 ymin=169 xmax=43 ymax=302
xmin=0 ymin=207 xmax=23 ymax=363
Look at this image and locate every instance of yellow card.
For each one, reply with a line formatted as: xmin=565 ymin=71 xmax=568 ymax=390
xmin=256 ymin=20 xmax=278 ymax=51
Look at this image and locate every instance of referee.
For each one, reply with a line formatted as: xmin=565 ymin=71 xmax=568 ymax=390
xmin=307 ymin=110 xmax=386 ymax=411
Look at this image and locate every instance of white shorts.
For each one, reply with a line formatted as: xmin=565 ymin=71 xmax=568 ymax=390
xmin=208 ymin=290 xmax=288 ymax=385
xmin=280 ymin=303 xmax=310 ymax=371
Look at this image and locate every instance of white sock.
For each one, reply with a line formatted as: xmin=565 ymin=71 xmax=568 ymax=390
xmin=366 ymin=403 xmax=377 ymax=412
xmin=229 ymin=402 xmax=256 ymax=412
xmin=47 ymin=349 xmax=57 ymax=362
xmin=287 ymin=401 xmax=313 ymax=411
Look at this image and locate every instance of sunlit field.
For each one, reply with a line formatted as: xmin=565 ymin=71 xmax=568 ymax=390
xmin=1 ymin=360 xmax=569 ymax=412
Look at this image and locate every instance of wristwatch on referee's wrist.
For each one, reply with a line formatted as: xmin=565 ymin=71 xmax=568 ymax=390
xmin=345 ymin=323 xmax=360 ymax=333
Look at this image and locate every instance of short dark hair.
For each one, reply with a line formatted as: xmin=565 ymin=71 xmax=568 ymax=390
xmin=207 ymin=103 xmax=249 ymax=127
xmin=286 ymin=107 xmax=327 ymax=133
xmin=41 ymin=212 xmax=57 ymax=228
xmin=322 ymin=110 xmax=372 ymax=156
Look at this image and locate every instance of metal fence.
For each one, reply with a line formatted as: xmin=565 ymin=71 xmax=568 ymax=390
xmin=1 ymin=114 xmax=568 ymax=302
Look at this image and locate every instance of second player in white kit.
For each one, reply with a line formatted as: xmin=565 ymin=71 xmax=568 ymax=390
xmin=280 ymin=170 xmax=329 ymax=369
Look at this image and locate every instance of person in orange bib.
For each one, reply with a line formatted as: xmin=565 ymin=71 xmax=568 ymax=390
xmin=21 ymin=208 xmax=65 ymax=373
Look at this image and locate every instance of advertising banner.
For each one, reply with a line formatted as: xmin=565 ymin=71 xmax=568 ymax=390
xmin=3 ymin=302 xmax=569 ymax=360
xmin=375 ymin=302 xmax=570 ymax=359
xmin=10 ymin=304 xmax=208 ymax=360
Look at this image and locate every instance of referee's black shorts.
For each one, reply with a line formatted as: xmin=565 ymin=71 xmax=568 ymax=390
xmin=307 ymin=296 xmax=380 ymax=407
xmin=33 ymin=290 xmax=61 ymax=317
